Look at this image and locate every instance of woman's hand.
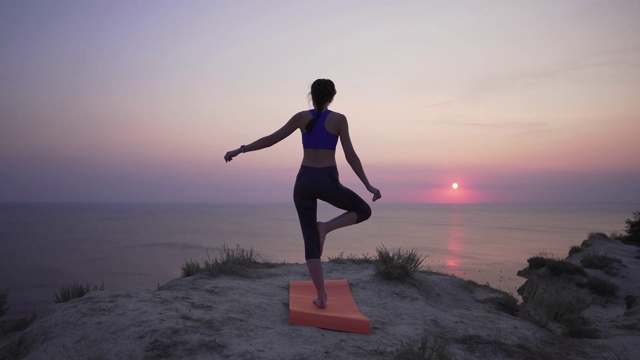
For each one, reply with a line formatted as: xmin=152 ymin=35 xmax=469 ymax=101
xmin=366 ymin=184 xmax=381 ymax=202
xmin=224 ymin=149 xmax=241 ymax=163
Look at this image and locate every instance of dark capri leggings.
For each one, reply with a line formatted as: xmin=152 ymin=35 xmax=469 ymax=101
xmin=293 ymin=166 xmax=371 ymax=260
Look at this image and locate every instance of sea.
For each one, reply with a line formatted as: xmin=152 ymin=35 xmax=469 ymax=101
xmin=0 ymin=202 xmax=637 ymax=319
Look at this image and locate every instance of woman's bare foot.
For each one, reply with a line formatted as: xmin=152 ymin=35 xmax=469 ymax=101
xmin=313 ymin=293 xmax=328 ymax=309
xmin=317 ymin=221 xmax=327 ymax=257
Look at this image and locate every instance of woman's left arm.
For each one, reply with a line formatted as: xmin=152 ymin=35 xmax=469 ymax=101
xmin=224 ymin=112 xmax=303 ymax=162
xmin=339 ymin=116 xmax=381 ymax=202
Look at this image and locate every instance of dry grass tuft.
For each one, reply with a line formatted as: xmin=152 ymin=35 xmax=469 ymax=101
xmin=54 ymin=281 xmax=104 ymax=304
xmin=374 ymin=246 xmax=426 ymax=282
xmin=180 ymin=244 xmax=270 ymax=278
xmin=327 ymin=252 xmax=374 ymax=264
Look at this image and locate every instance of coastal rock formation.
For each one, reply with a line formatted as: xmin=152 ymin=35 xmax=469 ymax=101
xmin=517 ymin=235 xmax=639 ymax=345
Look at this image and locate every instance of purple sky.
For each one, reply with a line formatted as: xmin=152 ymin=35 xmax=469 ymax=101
xmin=1 ymin=0 xmax=639 ymax=203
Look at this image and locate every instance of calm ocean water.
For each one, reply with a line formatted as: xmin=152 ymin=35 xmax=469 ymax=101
xmin=1 ymin=202 xmax=637 ymax=319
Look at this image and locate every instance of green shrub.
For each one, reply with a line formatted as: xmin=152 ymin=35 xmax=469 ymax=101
xmin=524 ymin=286 xmax=595 ymax=338
xmin=527 ymin=251 xmax=586 ymax=276
xmin=212 ymin=244 xmax=265 ymax=276
xmin=374 ymin=246 xmax=426 ymax=282
xmin=527 ymin=256 xmax=551 ymax=269
xmin=54 ymin=281 xmax=104 ymax=304
xmin=537 ymin=291 xmax=581 ymax=326
xmin=217 ymin=244 xmax=258 ymax=264
xmin=180 ymin=244 xmax=266 ymax=278
xmin=489 ymin=295 xmax=519 ymax=316
xmin=528 ymin=259 xmax=585 ymax=277
xmin=547 ymin=261 xmax=586 ymax=277
xmin=0 ymin=289 xmax=8 ymax=318
xmin=624 ymin=211 xmax=640 ymax=244
xmin=568 ymin=245 xmax=583 ymax=256
xmin=180 ymin=259 xmax=203 ymax=277
xmin=562 ymin=315 xmax=599 ymax=339
xmin=586 ymin=277 xmax=618 ymax=297
xmin=609 ymin=231 xmax=626 ymax=240
xmin=580 ymin=254 xmax=621 ymax=270
xmin=527 ymin=251 xmax=561 ymax=268
xmin=393 ymin=335 xmax=452 ymax=360
xmin=587 ymin=232 xmax=608 ymax=240
xmin=374 ymin=246 xmax=426 ymax=281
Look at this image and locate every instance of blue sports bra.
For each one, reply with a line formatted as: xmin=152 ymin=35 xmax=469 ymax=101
xmin=302 ymin=109 xmax=339 ymax=150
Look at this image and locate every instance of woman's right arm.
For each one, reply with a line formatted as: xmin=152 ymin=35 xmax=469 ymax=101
xmin=224 ymin=112 xmax=304 ymax=162
xmin=339 ymin=116 xmax=381 ymax=202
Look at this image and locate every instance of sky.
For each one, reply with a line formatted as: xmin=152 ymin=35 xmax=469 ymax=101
xmin=1 ymin=0 xmax=639 ymax=204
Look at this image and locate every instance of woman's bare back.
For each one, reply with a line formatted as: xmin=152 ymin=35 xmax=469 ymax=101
xmin=300 ymin=110 xmax=345 ymax=168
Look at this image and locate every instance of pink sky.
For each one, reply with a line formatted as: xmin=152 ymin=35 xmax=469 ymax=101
xmin=1 ymin=0 xmax=639 ymax=204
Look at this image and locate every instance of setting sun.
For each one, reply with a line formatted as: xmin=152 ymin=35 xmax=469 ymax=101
xmin=452 ymin=183 xmax=459 ymax=190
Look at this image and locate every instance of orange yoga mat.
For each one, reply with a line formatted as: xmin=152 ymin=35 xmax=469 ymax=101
xmin=288 ymin=280 xmax=370 ymax=335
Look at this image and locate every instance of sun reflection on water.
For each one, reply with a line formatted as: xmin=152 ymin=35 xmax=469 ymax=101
xmin=444 ymin=208 xmax=464 ymax=277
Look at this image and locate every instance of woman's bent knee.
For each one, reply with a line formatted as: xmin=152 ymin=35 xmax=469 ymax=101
xmin=356 ymin=203 xmax=372 ymax=223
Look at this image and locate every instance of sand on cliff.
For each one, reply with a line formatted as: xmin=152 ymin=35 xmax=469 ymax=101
xmin=1 ymin=238 xmax=639 ymax=360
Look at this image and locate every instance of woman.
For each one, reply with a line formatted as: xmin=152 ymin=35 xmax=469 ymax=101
xmin=224 ymin=79 xmax=381 ymax=308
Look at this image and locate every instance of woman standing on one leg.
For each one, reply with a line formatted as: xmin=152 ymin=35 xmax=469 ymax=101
xmin=224 ymin=79 xmax=381 ymax=308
